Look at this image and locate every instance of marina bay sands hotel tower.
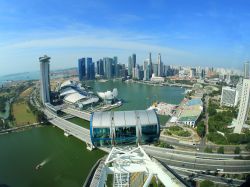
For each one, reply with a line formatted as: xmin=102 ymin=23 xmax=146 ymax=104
xmin=39 ymin=55 xmax=51 ymax=104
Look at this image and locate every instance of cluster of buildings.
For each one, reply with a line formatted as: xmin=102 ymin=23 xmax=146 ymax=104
xmin=219 ymin=62 xmax=250 ymax=133
xmin=77 ymin=53 xmax=166 ymax=81
xmin=77 ymin=52 xmax=244 ymax=85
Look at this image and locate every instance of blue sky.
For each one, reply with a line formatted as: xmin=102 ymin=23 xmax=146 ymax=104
xmin=0 ymin=0 xmax=250 ymax=75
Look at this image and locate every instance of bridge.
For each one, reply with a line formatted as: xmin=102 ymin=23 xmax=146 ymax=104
xmin=44 ymin=109 xmax=92 ymax=145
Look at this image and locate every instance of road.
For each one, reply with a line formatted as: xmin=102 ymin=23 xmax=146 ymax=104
xmin=62 ymin=107 xmax=91 ymax=121
xmin=172 ymin=167 xmax=244 ymax=186
xmin=143 ymin=145 xmax=250 ymax=173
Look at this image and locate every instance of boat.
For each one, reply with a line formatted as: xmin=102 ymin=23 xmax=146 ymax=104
xmin=35 ymin=164 xmax=42 ymax=170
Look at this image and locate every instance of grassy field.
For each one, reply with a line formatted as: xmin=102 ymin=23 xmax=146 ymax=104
xmin=20 ymin=87 xmax=32 ymax=98
xmin=12 ymin=102 xmax=37 ymax=126
xmin=165 ymin=126 xmax=191 ymax=137
xmin=67 ymin=117 xmax=90 ymax=129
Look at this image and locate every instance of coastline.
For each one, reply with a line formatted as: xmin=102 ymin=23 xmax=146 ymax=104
xmin=0 ymin=123 xmax=43 ymax=135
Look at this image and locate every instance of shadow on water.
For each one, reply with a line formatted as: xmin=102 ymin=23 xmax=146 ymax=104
xmin=0 ymin=184 xmax=11 ymax=187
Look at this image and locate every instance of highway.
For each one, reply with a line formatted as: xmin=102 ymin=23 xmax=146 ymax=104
xmin=143 ymin=145 xmax=250 ymax=159
xmin=143 ymin=145 xmax=250 ymax=173
xmin=62 ymin=107 xmax=91 ymax=121
xmin=171 ymin=167 xmax=245 ymax=186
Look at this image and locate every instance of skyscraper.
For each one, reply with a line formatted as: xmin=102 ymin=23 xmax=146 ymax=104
xmin=157 ymin=53 xmax=162 ymax=77
xmin=104 ymin=57 xmax=113 ymax=79
xmin=128 ymin=56 xmax=132 ymax=77
xmin=234 ymin=79 xmax=250 ymax=133
xmin=132 ymin=54 xmax=136 ymax=78
xmin=96 ymin=59 xmax=104 ymax=76
xmin=152 ymin=64 xmax=158 ymax=76
xmin=143 ymin=60 xmax=150 ymax=81
xmin=190 ymin=68 xmax=196 ymax=78
xmin=132 ymin=54 xmax=136 ymax=68
xmin=149 ymin=52 xmax=153 ymax=77
xmin=78 ymin=58 xmax=86 ymax=81
xmin=86 ymin=57 xmax=95 ymax=80
xmin=244 ymin=62 xmax=250 ymax=79
xmin=39 ymin=55 xmax=51 ymax=104
xmin=113 ymin=56 xmax=118 ymax=77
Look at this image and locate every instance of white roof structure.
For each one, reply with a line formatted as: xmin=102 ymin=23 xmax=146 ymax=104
xmin=97 ymin=88 xmax=118 ymax=100
xmin=92 ymin=110 xmax=158 ymax=128
xmin=64 ymin=92 xmax=87 ymax=104
xmin=60 ymin=87 xmax=78 ymax=97
xmin=60 ymin=80 xmax=77 ymax=89
xmin=78 ymin=97 xmax=99 ymax=106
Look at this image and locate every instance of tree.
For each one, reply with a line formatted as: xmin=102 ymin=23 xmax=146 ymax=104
xmin=208 ymin=107 xmax=217 ymax=116
xmin=36 ymin=111 xmax=47 ymax=123
xmin=234 ymin=147 xmax=241 ymax=154
xmin=200 ymin=180 xmax=215 ymax=187
xmin=197 ymin=121 xmax=206 ymax=137
xmin=217 ymin=146 xmax=224 ymax=154
xmin=204 ymin=147 xmax=213 ymax=153
xmin=246 ymin=143 xmax=250 ymax=151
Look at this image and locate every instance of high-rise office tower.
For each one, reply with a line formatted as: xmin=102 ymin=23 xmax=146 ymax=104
xmin=234 ymin=79 xmax=250 ymax=133
xmin=143 ymin=60 xmax=150 ymax=81
xmin=78 ymin=58 xmax=86 ymax=81
xmin=200 ymin=69 xmax=205 ymax=79
xmin=104 ymin=57 xmax=113 ymax=79
xmin=113 ymin=56 xmax=118 ymax=77
xmin=86 ymin=58 xmax=95 ymax=80
xmin=97 ymin=59 xmax=104 ymax=76
xmin=190 ymin=68 xmax=196 ymax=78
xmin=157 ymin=53 xmax=162 ymax=77
xmin=128 ymin=56 xmax=133 ymax=77
xmin=39 ymin=55 xmax=51 ymax=104
xmin=149 ymin=52 xmax=153 ymax=77
xmin=132 ymin=54 xmax=136 ymax=78
xmin=152 ymin=64 xmax=158 ymax=76
xmin=115 ymin=63 xmax=121 ymax=78
xmin=244 ymin=62 xmax=250 ymax=79
xmin=132 ymin=54 xmax=136 ymax=68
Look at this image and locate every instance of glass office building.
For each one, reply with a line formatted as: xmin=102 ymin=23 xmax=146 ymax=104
xmin=90 ymin=110 xmax=160 ymax=147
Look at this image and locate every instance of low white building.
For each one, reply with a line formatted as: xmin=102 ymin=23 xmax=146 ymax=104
xmin=150 ymin=74 xmax=164 ymax=82
xmin=220 ymin=86 xmax=238 ymax=107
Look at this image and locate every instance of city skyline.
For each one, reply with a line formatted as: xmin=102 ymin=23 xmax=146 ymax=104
xmin=0 ymin=0 xmax=250 ymax=75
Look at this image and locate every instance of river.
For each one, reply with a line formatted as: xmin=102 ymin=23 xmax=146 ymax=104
xmin=0 ymin=126 xmax=105 ymax=187
xmin=0 ymin=80 xmax=185 ymax=187
xmin=88 ymin=80 xmax=185 ymax=110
